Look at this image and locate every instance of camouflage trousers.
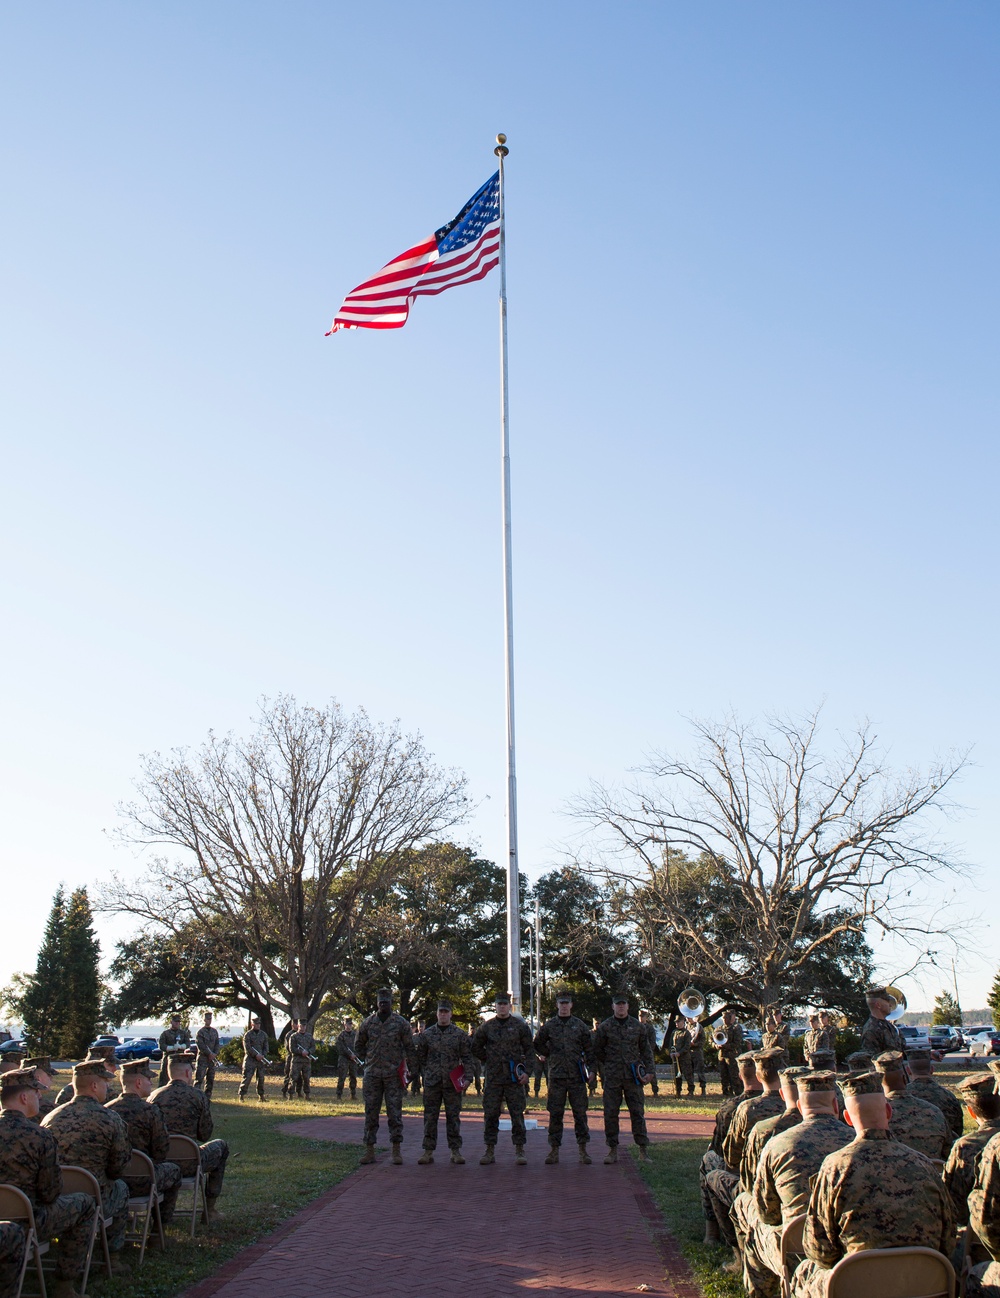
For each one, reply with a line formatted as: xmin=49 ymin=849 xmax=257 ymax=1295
xmin=175 ymin=1140 xmax=229 ymax=1199
xmin=363 ymin=1072 xmax=404 ymax=1145
xmin=719 ymin=1057 xmax=741 ymax=1095
xmin=34 ymin=1191 xmax=96 ymax=1279
xmin=700 ymin=1148 xmax=725 ymax=1221
xmin=704 ymin=1165 xmax=740 ymax=1247
xmin=337 ymin=1059 xmax=357 ymax=1097
xmin=103 ymin=1178 xmax=131 ymax=1252
xmin=290 ymin=1056 xmax=312 ymax=1096
xmin=124 ymin=1160 xmax=182 ymax=1226
xmin=482 ymin=1081 xmax=527 ymax=1147
xmin=967 ymin=1261 xmax=1000 ymax=1297
xmin=740 ymin=1208 xmax=783 ymax=1298
xmin=422 ymin=1081 xmax=463 ymax=1150
xmin=547 ymin=1079 xmax=590 ymax=1146
xmin=0 ymin=1219 xmax=26 ymax=1297
xmin=602 ymin=1076 xmax=649 ymax=1147
xmin=195 ymin=1054 xmax=217 ymax=1097
xmin=691 ymin=1048 xmax=706 ymax=1084
xmin=672 ymin=1052 xmax=694 ymax=1085
xmin=239 ymin=1058 xmax=266 ymax=1099
xmin=790 ymin=1260 xmax=835 ymax=1298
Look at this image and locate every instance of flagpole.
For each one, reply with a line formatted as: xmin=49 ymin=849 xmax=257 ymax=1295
xmin=494 ymin=131 xmax=521 ymax=1013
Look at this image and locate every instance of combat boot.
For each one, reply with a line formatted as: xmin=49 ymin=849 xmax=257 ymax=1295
xmin=703 ymin=1219 xmax=720 ymax=1245
xmin=578 ymin=1141 xmax=592 ymax=1165
xmin=673 ymin=1078 xmax=682 ymax=1097
xmin=603 ymin=1145 xmax=618 ymax=1164
xmin=391 ymin=1142 xmax=403 ymax=1165
xmin=450 ymin=1149 xmax=465 ymax=1164
xmin=514 ymin=1144 xmax=527 ymax=1165
xmin=700 ymin=1082 xmax=706 ymax=1096
xmin=206 ymin=1197 xmax=224 ymax=1222
xmin=638 ymin=1144 xmax=652 ymax=1162
xmin=722 ymin=1249 xmax=742 ymax=1276
xmin=418 ymin=1150 xmax=433 ymax=1165
xmin=545 ymin=1144 xmax=559 ymax=1164
xmin=687 ymin=1083 xmax=694 ymax=1096
xmin=479 ymin=1145 xmax=495 ymax=1165
xmin=360 ymin=1144 xmax=376 ymax=1165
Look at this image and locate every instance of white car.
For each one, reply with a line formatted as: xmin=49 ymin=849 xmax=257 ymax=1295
xmin=897 ymin=1025 xmax=931 ymax=1050
xmin=968 ymin=1030 xmax=1000 ymax=1058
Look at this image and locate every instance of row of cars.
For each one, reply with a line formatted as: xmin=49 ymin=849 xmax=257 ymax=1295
xmin=0 ymin=1031 xmax=236 ymax=1064
xmin=896 ymin=1024 xmax=1000 ymax=1057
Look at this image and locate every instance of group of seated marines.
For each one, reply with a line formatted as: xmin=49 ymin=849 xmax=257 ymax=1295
xmin=0 ymin=1047 xmax=229 ymax=1298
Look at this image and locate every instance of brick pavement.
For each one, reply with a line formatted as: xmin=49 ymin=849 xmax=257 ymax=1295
xmin=183 ymin=1114 xmax=706 ymax=1298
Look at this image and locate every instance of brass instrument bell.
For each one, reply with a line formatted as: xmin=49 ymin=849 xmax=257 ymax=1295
xmin=678 ymin=987 xmax=706 ymax=1019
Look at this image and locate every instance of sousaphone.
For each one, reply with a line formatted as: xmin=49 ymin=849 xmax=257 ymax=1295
xmin=677 ymin=987 xmax=706 ymax=1019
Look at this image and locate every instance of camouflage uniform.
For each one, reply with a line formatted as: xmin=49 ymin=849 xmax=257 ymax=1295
xmin=968 ymin=1128 xmax=1000 ymax=1298
xmin=355 ymin=1011 xmax=417 ymax=1147
xmin=471 ymin=1014 xmax=534 ymax=1149
xmin=0 ymin=1220 xmax=26 ymax=1298
xmin=699 ymin=1085 xmax=760 ymax=1225
xmin=743 ymin=1112 xmax=853 ymax=1298
xmin=688 ymin=1022 xmax=707 ymax=1090
xmin=533 ymin=1015 xmax=595 ymax=1149
xmin=531 ymin=1054 xmax=548 ymax=1097
xmin=859 ymin=1015 xmax=904 ymax=1058
xmin=150 ymin=1079 xmax=229 ymax=1200
xmin=593 ymin=1013 xmax=653 ymax=1150
xmin=718 ymin=1023 xmax=745 ymax=1096
xmin=239 ymin=1027 xmax=270 ymax=1100
xmin=194 ymin=1025 xmax=220 ymax=1097
xmin=883 ymin=1086 xmax=950 ymax=1159
xmin=287 ymin=1029 xmax=315 ymax=1098
xmin=740 ymin=1107 xmax=801 ymax=1193
xmin=0 ymin=1107 xmax=97 ymax=1281
xmin=706 ymin=1092 xmax=784 ymax=1246
xmin=909 ymin=1075 xmax=964 ymax=1141
xmin=670 ymin=1025 xmax=693 ymax=1091
xmin=640 ymin=1019 xmax=660 ymax=1095
xmin=42 ymin=1096 xmax=131 ymax=1250
xmin=415 ymin=1023 xmax=472 ymax=1153
xmin=762 ymin=1021 xmax=790 ymax=1069
xmin=157 ymin=1025 xmax=192 ymax=1086
xmin=803 ymin=1028 xmax=822 ymax=1057
xmin=105 ymin=1090 xmax=182 ymax=1223
xmin=791 ymin=1129 xmax=955 ymax=1297
xmin=335 ymin=1028 xmax=358 ymax=1099
xmin=944 ymin=1118 xmax=1000 ymax=1226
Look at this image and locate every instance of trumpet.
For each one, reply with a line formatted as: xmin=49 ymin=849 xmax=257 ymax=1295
xmin=711 ymin=1025 xmax=728 ymax=1047
xmin=677 ymin=987 xmax=706 ymax=1019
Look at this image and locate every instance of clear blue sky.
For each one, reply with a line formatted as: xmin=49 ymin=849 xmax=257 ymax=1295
xmin=1 ymin=3 xmax=997 ymax=1015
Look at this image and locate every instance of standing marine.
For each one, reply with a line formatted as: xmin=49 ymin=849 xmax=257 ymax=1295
xmin=533 ymin=990 xmax=596 ymax=1165
xmin=471 ymin=992 xmax=534 ymax=1166
xmin=593 ymin=993 xmax=654 ymax=1164
xmin=356 ymin=988 xmax=417 ymax=1165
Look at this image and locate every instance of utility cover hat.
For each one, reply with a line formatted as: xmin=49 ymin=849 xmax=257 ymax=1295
xmin=0 ymin=1066 xmax=46 ymax=1092
xmin=436 ymin=999 xmax=453 ymax=1011
xmin=73 ymin=1059 xmax=116 ymax=1080
xmin=873 ymin=1051 xmax=906 ymax=1072
xmin=840 ymin=1070 xmax=885 ymax=1097
xmin=121 ymin=1058 xmax=155 ymax=1079
xmin=957 ymin=1073 xmax=996 ymax=1098
xmin=555 ymin=990 xmax=573 ymax=1002
xmin=611 ymin=993 xmax=629 ymax=1004
xmin=494 ymin=992 xmax=512 ymax=1004
xmin=798 ymin=1071 xmax=838 ymax=1093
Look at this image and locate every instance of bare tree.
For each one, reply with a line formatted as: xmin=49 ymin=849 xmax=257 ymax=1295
xmin=572 ymin=710 xmax=969 ymax=1021
xmin=103 ymin=696 xmax=468 ymax=1026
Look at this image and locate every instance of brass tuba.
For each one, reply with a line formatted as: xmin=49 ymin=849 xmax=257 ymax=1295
xmin=677 ymin=987 xmax=706 ymax=1019
xmin=884 ymin=984 xmax=908 ymax=1022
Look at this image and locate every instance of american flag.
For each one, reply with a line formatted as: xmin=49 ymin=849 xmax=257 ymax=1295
xmin=327 ymin=172 xmax=500 ymax=334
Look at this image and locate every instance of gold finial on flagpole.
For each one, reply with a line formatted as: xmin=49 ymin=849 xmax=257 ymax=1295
xmin=495 ymin=133 xmax=509 ymax=157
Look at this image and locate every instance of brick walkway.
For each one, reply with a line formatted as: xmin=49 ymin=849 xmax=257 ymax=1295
xmin=183 ymin=1112 xmax=708 ymax=1298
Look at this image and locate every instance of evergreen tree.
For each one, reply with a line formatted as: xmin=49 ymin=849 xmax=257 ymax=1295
xmin=987 ymin=968 xmax=1000 ymax=1030
xmin=931 ymin=990 xmax=963 ymax=1026
xmin=57 ymin=888 xmax=102 ymax=1057
xmin=1 ymin=887 xmax=69 ymax=1053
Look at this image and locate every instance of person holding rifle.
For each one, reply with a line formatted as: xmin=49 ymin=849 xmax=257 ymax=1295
xmin=356 ymin=988 xmax=417 ymax=1166
xmin=335 ymin=1018 xmax=359 ymax=1100
xmin=238 ymin=1015 xmax=270 ymax=1102
xmin=195 ymin=1012 xmax=221 ymax=1099
xmin=533 ymin=990 xmax=596 ymax=1166
xmin=287 ymin=1020 xmax=317 ymax=1100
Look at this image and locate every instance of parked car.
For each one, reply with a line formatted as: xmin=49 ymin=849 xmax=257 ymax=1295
xmin=89 ymin=1035 xmax=121 ymax=1050
xmin=928 ymin=1028 xmax=961 ymax=1053
xmin=0 ymin=1040 xmax=25 ymax=1057
xmin=897 ymin=1025 xmax=931 ymax=1050
xmin=114 ymin=1037 xmax=163 ymax=1062
xmin=968 ymin=1031 xmax=1000 ymax=1058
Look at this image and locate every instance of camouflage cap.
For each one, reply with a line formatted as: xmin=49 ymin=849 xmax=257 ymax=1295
xmin=376 ymin=987 xmax=393 ymax=1002
xmin=779 ymin=1065 xmax=812 ymax=1080
xmin=845 ymin=1051 xmax=874 ymax=1070
xmin=797 ymin=1070 xmax=838 ymax=1093
xmin=905 ymin=1047 xmax=932 ymax=1062
xmin=22 ymin=1057 xmax=53 ymax=1072
xmin=611 ymin=994 xmax=629 ymax=1004
xmin=73 ymin=1059 xmax=116 ymax=1080
xmin=873 ymin=1051 xmax=906 ymax=1073
xmin=736 ymin=1051 xmax=757 ymax=1064
xmin=807 ymin=1050 xmax=837 ymax=1067
xmin=494 ymin=992 xmax=512 ymax=1004
xmin=120 ymin=1057 xmax=155 ymax=1079
xmin=987 ymin=1059 xmax=1000 ymax=1077
xmin=865 ymin=986 xmax=892 ymax=999
xmin=752 ymin=1047 xmax=785 ymax=1063
xmin=554 ymin=990 xmax=573 ymax=1002
xmin=0 ymin=1066 xmax=47 ymax=1093
xmin=956 ymin=1072 xmax=997 ymax=1098
xmin=436 ymin=999 xmax=453 ymax=1012
xmin=168 ymin=1049 xmax=197 ymax=1064
xmin=840 ymin=1070 xmax=885 ymax=1097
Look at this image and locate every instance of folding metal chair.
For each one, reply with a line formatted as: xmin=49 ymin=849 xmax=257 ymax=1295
xmin=123 ymin=1151 xmax=165 ymax=1265
xmin=166 ymin=1134 xmax=207 ymax=1237
xmin=57 ymin=1167 xmax=109 ymax=1295
xmin=825 ymin=1246 xmax=956 ymax=1298
xmin=780 ymin=1212 xmax=806 ymax=1298
xmin=0 ymin=1184 xmax=46 ymax=1298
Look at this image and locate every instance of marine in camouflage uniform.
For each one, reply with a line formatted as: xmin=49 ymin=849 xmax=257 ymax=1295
xmin=967 ymin=1066 xmax=1000 ymax=1297
xmin=944 ymin=1072 xmax=1000 ymax=1229
xmin=42 ymin=1060 xmax=131 ymax=1253
xmin=802 ymin=1017 xmax=823 ymax=1059
xmin=906 ymin=1047 xmax=964 ymax=1140
xmin=150 ymin=1051 xmax=229 ymax=1214
xmin=471 ymin=993 xmax=534 ymax=1164
xmin=355 ymin=989 xmax=417 ymax=1164
xmin=858 ymin=986 xmax=905 ymax=1058
xmin=743 ymin=1071 xmax=853 ymax=1298
xmin=761 ymin=1011 xmax=790 ymax=1069
xmin=0 ymin=1220 xmax=26 ymax=1298
xmin=717 ymin=1013 xmax=745 ymax=1096
xmin=195 ymin=1015 xmax=221 ymax=1099
xmin=790 ymin=1070 xmax=954 ymax=1298
xmin=0 ymin=1046 xmax=25 ymax=1075
xmin=0 ymin=1067 xmax=97 ymax=1295
xmin=639 ymin=1012 xmax=660 ymax=1096
xmin=700 ymin=1052 xmax=762 ymax=1241
xmin=106 ymin=1058 xmax=181 ymax=1224
xmin=157 ymin=1016 xmax=192 ymax=1087
xmin=873 ymin=1050 xmax=950 ymax=1159
xmin=593 ymin=994 xmax=654 ymax=1163
xmin=238 ymin=1018 xmax=270 ymax=1101
xmin=688 ymin=1020 xmax=707 ymax=1095
xmin=531 ymin=1053 xmax=548 ymax=1098
xmin=52 ymin=1048 xmax=120 ymax=1108
xmin=335 ymin=1020 xmax=358 ymax=1099
xmin=533 ymin=992 xmax=595 ymax=1163
xmin=287 ymin=1024 xmax=316 ymax=1099
xmin=669 ymin=1024 xmax=694 ymax=1096
xmin=414 ymin=1001 xmax=472 ymax=1163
